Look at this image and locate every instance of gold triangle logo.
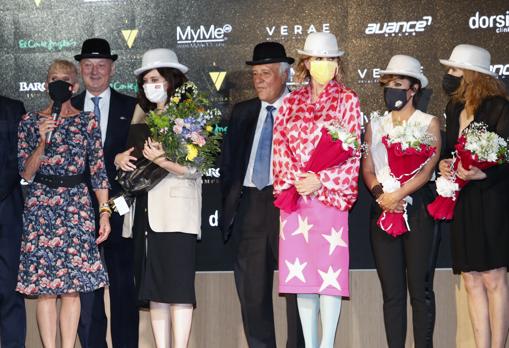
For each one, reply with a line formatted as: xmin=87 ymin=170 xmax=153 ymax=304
xmin=209 ymin=71 xmax=226 ymax=91
xmin=34 ymin=0 xmax=42 ymax=6
xmin=121 ymin=29 xmax=139 ymax=48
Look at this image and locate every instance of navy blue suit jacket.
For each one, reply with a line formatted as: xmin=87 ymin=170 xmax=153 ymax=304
xmin=0 ymin=96 xmax=25 ymax=225
xmin=71 ymin=89 xmax=136 ymax=243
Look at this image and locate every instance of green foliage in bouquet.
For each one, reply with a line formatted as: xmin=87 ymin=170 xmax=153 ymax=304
xmin=146 ymin=81 xmax=223 ymax=173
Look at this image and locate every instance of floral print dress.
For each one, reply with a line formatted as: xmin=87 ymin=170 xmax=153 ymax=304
xmin=16 ymin=111 xmax=109 ymax=295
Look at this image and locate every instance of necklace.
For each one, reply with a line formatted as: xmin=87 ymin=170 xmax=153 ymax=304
xmin=392 ymin=113 xmax=404 ymax=126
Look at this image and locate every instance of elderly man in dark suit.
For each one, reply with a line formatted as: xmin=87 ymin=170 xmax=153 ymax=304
xmin=0 ymin=95 xmax=26 ymax=348
xmin=220 ymin=42 xmax=304 ymax=348
xmin=72 ymin=38 xmax=138 ymax=348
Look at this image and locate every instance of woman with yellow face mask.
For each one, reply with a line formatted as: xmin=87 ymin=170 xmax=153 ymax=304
xmin=273 ymin=32 xmax=362 ymax=348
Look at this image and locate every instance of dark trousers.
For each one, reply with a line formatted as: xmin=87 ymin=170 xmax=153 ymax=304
xmin=232 ymin=186 xmax=304 ymax=348
xmin=0 ymin=221 xmax=26 ymax=348
xmin=78 ymin=237 xmax=139 ymax=348
xmin=370 ymin=188 xmax=439 ymax=348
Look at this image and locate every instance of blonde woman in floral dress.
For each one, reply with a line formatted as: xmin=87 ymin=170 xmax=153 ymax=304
xmin=17 ymin=59 xmax=110 ymax=348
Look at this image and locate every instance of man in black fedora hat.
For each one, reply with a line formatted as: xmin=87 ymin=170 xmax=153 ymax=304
xmin=72 ymin=37 xmax=138 ymax=348
xmin=220 ymin=42 xmax=304 ymax=348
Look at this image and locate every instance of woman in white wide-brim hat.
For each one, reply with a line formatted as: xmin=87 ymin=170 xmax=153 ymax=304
xmin=438 ymin=44 xmax=509 ymax=348
xmin=115 ymin=48 xmax=200 ymax=348
xmin=272 ymin=31 xmax=361 ymax=348
xmin=362 ymin=54 xmax=441 ymax=347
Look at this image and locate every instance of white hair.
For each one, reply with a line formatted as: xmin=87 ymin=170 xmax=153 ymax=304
xmin=279 ymin=62 xmax=290 ymax=80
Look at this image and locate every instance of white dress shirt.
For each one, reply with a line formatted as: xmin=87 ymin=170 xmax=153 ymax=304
xmin=83 ymin=88 xmax=111 ymax=145
xmin=243 ymin=89 xmax=288 ymax=187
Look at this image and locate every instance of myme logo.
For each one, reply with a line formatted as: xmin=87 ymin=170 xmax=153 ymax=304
xmin=209 ymin=71 xmax=226 ymax=91
xmin=121 ymin=29 xmax=138 ymax=48
xmin=177 ymin=24 xmax=232 ymax=44
xmin=365 ymin=16 xmax=432 ymax=36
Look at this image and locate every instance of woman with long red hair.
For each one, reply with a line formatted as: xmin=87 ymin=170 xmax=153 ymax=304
xmin=439 ymin=44 xmax=509 ymax=348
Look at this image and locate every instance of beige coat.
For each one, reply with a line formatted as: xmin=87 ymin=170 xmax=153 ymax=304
xmin=122 ymin=105 xmax=202 ymax=238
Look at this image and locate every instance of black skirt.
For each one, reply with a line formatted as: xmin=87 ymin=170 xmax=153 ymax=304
xmin=133 ymin=193 xmax=197 ymax=305
xmin=451 ymin=178 xmax=509 ymax=274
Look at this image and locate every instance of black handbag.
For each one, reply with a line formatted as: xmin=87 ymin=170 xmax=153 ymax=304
xmin=116 ymin=157 xmax=168 ymax=195
xmin=109 ymin=158 xmax=167 ymax=210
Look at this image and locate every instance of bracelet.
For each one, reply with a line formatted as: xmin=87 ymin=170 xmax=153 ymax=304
xmin=99 ymin=205 xmax=112 ymax=216
xmin=99 ymin=210 xmax=111 ymax=218
xmin=371 ymin=183 xmax=384 ymax=200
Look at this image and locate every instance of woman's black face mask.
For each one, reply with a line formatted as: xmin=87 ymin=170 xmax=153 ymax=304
xmin=384 ymin=87 xmax=411 ymax=111
xmin=442 ymin=73 xmax=462 ymax=96
xmin=48 ymin=80 xmax=73 ymax=103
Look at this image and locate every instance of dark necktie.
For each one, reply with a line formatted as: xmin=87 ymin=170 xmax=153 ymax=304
xmin=252 ymin=105 xmax=276 ymax=190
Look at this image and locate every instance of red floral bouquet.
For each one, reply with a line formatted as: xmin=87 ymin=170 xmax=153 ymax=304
xmin=274 ymin=123 xmax=360 ymax=213
xmin=427 ymin=122 xmax=509 ymax=220
xmin=377 ymin=121 xmax=436 ymax=237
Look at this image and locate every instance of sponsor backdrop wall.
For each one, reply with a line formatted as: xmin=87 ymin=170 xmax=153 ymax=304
xmin=1 ymin=0 xmax=508 ymax=270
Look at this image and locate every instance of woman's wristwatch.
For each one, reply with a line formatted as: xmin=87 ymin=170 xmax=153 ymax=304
xmin=371 ymin=183 xmax=384 ymax=200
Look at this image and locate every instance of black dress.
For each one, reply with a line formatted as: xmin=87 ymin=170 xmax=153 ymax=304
xmin=443 ymin=96 xmax=509 ymax=274
xmin=127 ymin=123 xmax=196 ymax=305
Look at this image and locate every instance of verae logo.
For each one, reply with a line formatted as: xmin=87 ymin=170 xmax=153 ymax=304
xmin=356 ymin=67 xmax=382 ymax=84
xmin=265 ymin=23 xmax=330 ymax=40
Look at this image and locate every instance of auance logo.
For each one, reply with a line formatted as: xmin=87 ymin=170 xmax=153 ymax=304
xmin=121 ymin=29 xmax=138 ymax=48
xmin=491 ymin=64 xmax=509 ymax=77
xmin=177 ymin=24 xmax=232 ymax=44
xmin=365 ymin=16 xmax=432 ymax=36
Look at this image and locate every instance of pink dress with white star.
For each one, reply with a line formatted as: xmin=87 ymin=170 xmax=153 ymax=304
xmin=273 ymin=80 xmax=361 ymax=297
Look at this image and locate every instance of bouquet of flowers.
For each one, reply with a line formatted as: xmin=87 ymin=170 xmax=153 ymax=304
xmin=274 ymin=122 xmax=360 ymax=213
xmin=109 ymin=82 xmax=222 ymax=213
xmin=146 ymin=81 xmax=223 ymax=173
xmin=377 ymin=120 xmax=436 ymax=237
xmin=427 ymin=122 xmax=509 ymax=220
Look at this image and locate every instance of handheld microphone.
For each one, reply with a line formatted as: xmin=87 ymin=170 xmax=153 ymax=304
xmin=46 ymin=100 xmax=62 ymax=144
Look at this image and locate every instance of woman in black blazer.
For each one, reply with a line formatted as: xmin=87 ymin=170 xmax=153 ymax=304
xmin=439 ymin=44 xmax=509 ymax=348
